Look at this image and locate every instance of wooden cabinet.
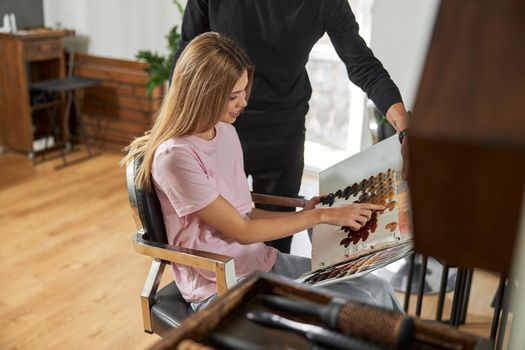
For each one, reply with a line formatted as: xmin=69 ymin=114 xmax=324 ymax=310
xmin=0 ymin=30 xmax=67 ymax=154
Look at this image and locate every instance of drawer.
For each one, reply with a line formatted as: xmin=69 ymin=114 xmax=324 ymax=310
xmin=24 ymin=39 xmax=63 ymax=62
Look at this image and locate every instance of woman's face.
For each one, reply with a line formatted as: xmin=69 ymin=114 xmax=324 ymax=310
xmin=220 ymin=69 xmax=248 ymax=124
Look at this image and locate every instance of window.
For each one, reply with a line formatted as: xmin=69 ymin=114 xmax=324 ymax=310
xmin=304 ymin=0 xmax=373 ymax=172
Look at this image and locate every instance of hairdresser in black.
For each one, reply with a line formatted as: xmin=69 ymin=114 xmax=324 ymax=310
xmin=171 ymin=0 xmax=410 ymax=254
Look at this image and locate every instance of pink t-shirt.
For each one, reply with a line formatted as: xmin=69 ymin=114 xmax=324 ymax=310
xmin=151 ymin=122 xmax=277 ymax=302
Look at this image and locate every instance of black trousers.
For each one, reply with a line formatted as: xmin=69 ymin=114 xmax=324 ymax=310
xmin=239 ymin=131 xmax=305 ymax=254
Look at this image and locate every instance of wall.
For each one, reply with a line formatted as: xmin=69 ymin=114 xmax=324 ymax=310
xmin=370 ymin=0 xmax=440 ymax=110
xmin=43 ymin=0 xmax=184 ymax=60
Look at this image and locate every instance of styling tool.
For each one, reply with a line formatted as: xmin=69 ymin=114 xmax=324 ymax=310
xmin=247 ymin=311 xmax=384 ymax=350
xmin=261 ymin=294 xmax=414 ymax=349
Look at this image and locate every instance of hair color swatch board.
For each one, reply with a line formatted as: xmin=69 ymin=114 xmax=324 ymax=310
xmin=297 ymin=135 xmax=413 ymax=286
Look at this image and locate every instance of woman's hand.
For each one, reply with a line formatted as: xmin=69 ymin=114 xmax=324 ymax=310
xmin=322 ymin=203 xmax=385 ymax=230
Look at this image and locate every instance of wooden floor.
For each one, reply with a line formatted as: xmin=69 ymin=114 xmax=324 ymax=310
xmin=0 ymin=151 xmax=161 ymax=350
xmin=398 ymin=270 xmax=500 ymax=339
xmin=0 ymin=151 xmax=500 ymax=349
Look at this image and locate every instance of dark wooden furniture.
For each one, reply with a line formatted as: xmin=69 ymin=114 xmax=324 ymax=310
xmin=409 ymin=0 xmax=524 ymax=347
xmin=0 ymin=29 xmax=69 ymax=156
xmin=149 ymin=273 xmax=488 ymax=350
xmin=410 ymin=0 xmax=525 ymax=278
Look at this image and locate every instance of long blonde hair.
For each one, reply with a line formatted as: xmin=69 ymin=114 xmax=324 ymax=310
xmin=122 ymin=32 xmax=254 ymax=190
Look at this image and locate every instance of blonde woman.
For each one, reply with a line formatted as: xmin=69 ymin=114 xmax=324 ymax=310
xmin=123 ymin=32 xmax=401 ymax=312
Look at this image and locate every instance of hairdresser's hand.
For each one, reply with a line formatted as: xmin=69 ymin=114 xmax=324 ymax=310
xmin=386 ymin=103 xmax=410 ymax=180
xmin=322 ymin=203 xmax=385 ymax=230
xmin=304 ymin=196 xmax=321 ymax=211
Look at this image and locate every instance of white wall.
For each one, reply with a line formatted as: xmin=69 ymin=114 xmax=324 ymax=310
xmin=43 ymin=0 xmax=184 ymax=60
xmin=370 ymin=0 xmax=440 ymax=110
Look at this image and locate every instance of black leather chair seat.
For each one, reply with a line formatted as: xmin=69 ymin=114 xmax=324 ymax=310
xmin=151 ymin=282 xmax=193 ymax=335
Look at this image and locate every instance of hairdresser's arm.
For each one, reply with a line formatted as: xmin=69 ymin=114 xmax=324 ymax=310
xmin=196 ymin=196 xmax=383 ymax=245
xmin=386 ymin=102 xmax=410 ymax=179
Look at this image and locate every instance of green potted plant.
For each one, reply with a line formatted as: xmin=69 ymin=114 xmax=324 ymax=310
xmin=136 ymin=0 xmax=184 ymax=97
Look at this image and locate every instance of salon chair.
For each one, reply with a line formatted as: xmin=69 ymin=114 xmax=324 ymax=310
xmin=126 ymin=157 xmax=306 ymax=336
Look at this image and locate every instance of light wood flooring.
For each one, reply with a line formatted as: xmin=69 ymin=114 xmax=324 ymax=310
xmin=0 ymin=151 xmax=500 ymax=349
xmin=0 ymin=151 xmax=161 ymax=350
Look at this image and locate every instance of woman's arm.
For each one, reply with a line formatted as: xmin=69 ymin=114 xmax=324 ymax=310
xmin=249 ymin=196 xmax=321 ymax=219
xmin=250 ymin=208 xmax=292 ymax=219
xmin=196 ymin=195 xmax=383 ymax=245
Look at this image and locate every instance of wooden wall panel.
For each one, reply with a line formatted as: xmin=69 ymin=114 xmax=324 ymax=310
xmin=76 ymin=54 xmax=163 ymax=152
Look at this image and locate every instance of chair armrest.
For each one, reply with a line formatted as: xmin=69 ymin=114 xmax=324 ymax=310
xmin=133 ymin=232 xmax=236 ymax=295
xmin=251 ymin=193 xmax=307 ymax=208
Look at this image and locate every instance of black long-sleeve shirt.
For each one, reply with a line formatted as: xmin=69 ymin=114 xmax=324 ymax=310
xmin=174 ymin=0 xmax=402 ymax=138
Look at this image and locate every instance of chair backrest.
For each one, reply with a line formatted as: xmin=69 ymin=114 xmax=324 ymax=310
xmin=63 ymin=36 xmax=83 ymax=78
xmin=126 ymin=157 xmax=168 ymax=244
